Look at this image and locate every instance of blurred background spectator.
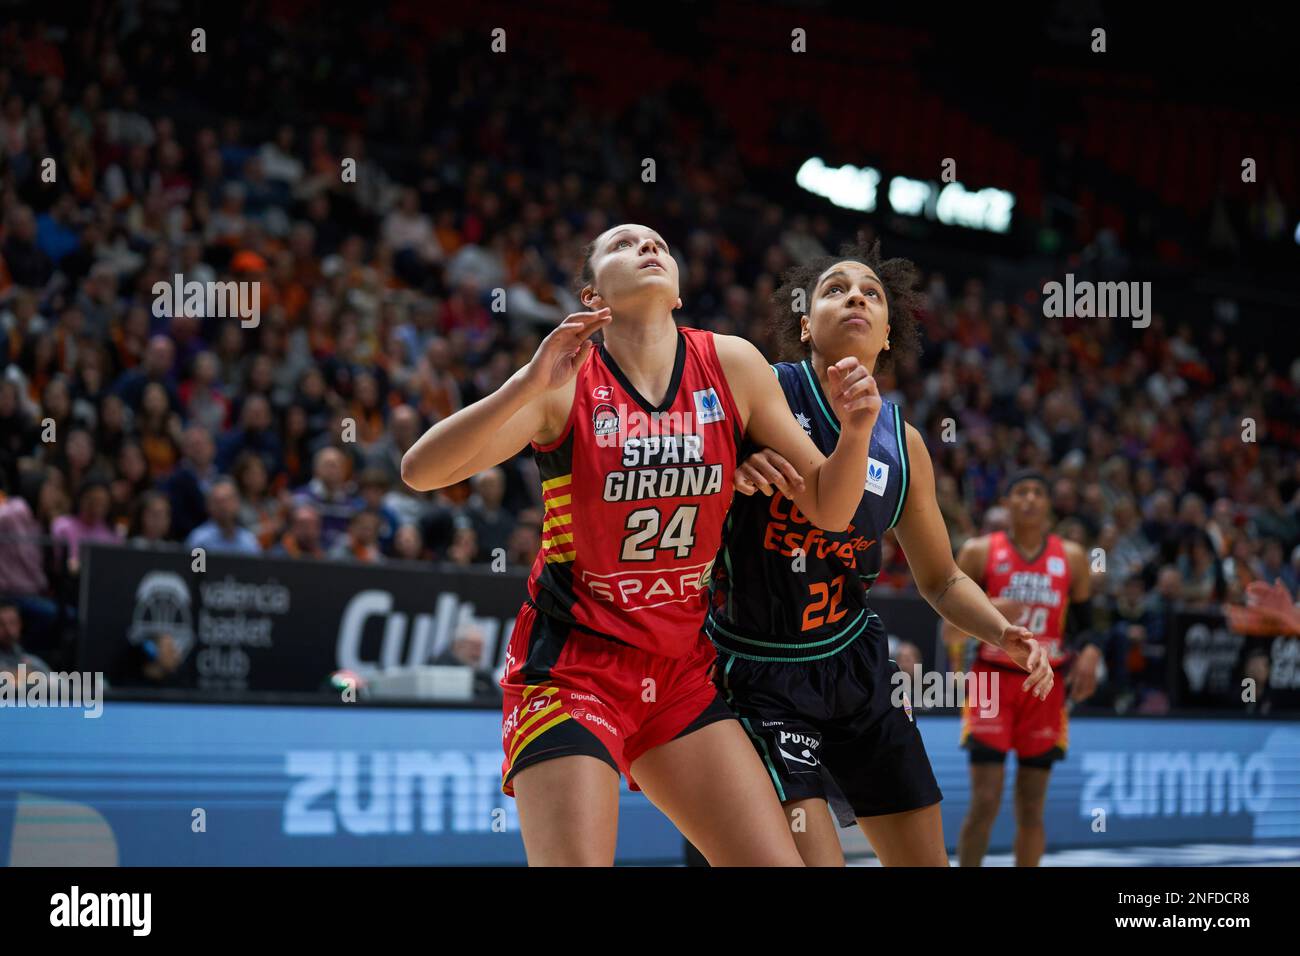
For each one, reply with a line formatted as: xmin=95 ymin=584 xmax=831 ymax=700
xmin=0 ymin=599 xmax=49 ymax=675
xmin=185 ymin=475 xmax=260 ymax=554
xmin=0 ymin=4 xmax=1294 ymax=711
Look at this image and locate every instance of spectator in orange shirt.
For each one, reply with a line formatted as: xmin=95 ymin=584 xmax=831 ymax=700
xmin=269 ymin=249 xmax=309 ymax=323
xmin=348 ymin=371 xmax=387 ymax=450
xmin=329 ymin=508 xmax=384 ymax=564
xmin=137 ymin=382 xmax=182 ymax=478
xmin=269 ymin=503 xmax=326 ymax=560
xmin=232 ymin=451 xmax=285 ymax=550
xmin=109 ymin=441 xmax=153 ymax=532
xmin=414 ymin=336 xmax=461 ymax=422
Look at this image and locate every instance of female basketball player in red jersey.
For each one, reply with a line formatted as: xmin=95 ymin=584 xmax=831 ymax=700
xmin=402 ymin=224 xmax=882 ymax=865
xmin=719 ymin=242 xmax=1055 ymax=866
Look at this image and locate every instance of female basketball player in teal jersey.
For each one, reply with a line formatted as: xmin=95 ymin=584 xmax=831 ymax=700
xmin=710 ymin=240 xmax=1055 ymax=866
xmin=403 ymin=225 xmax=884 ymax=866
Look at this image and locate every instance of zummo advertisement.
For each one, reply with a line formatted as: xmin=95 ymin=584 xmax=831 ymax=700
xmin=2 ymin=705 xmax=1297 ymax=865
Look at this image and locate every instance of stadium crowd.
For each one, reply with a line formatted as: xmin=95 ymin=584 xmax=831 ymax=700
xmin=0 ymin=13 xmax=1297 ymax=712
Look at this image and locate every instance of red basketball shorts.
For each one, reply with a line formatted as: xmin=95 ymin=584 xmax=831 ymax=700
xmin=960 ymin=660 xmax=1068 ymax=762
xmin=500 ymin=600 xmax=734 ymax=796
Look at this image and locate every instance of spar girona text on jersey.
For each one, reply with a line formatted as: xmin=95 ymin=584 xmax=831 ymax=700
xmin=976 ymin=530 xmax=1074 ymax=668
xmin=524 ymin=326 xmax=744 ymax=659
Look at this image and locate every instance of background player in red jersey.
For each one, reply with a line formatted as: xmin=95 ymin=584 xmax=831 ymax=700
xmin=945 ymin=471 xmax=1102 ymax=866
xmin=402 ymin=224 xmax=885 ymax=866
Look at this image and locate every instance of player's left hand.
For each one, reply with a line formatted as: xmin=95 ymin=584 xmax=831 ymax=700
xmin=1066 ymin=644 xmax=1101 ymax=702
xmin=998 ymin=626 xmax=1054 ymax=699
xmin=826 ymin=356 xmax=881 ymax=434
xmin=734 ymin=448 xmax=805 ymax=498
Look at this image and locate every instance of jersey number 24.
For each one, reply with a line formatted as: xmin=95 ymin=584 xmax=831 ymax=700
xmin=621 ymin=505 xmax=699 ymax=561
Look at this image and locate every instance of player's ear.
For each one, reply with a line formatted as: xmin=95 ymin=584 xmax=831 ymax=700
xmin=799 ymin=315 xmax=810 ymax=343
xmin=674 ymin=296 xmax=682 ymax=310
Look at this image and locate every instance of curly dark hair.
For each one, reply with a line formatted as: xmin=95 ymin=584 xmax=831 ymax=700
xmin=769 ymin=239 xmax=922 ymax=373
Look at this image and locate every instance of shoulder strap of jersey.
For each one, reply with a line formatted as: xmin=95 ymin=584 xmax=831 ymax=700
xmin=684 ymin=327 xmax=745 ymax=431
xmin=885 ymin=402 xmax=910 ymax=531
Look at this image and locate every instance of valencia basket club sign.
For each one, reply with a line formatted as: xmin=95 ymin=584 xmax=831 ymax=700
xmin=77 ymin=543 xmax=527 ymax=694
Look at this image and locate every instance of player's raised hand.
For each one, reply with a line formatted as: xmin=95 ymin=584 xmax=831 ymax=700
xmin=520 ymin=308 xmax=613 ymax=396
xmin=734 ymin=448 xmax=805 ymax=498
xmin=998 ymin=627 xmax=1054 ymax=699
xmin=826 ymin=356 xmax=881 ymax=435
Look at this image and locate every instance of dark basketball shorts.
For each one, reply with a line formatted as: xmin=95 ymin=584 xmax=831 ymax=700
xmin=500 ymin=599 xmax=735 ymax=796
xmin=960 ymin=659 xmax=1068 ymax=768
xmin=710 ymin=612 xmax=942 ymax=826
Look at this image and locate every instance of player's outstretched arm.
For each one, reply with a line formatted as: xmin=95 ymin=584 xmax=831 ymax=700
xmin=401 ymin=308 xmax=612 ymax=491
xmin=715 ymin=335 xmax=878 ymax=532
xmin=939 ymin=534 xmax=991 ymax=669
xmin=893 ymin=424 xmax=1053 ymax=698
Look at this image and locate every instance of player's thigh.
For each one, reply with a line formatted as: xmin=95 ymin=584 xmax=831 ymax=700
xmin=512 ymin=754 xmax=621 ymax=866
xmin=857 ymin=802 xmax=948 ymax=867
xmin=785 ymin=797 xmax=845 ymax=867
xmin=630 ymin=719 xmax=804 ymax=866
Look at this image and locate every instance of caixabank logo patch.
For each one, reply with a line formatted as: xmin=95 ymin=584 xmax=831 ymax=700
xmin=692 ymin=387 xmax=725 ymax=425
xmin=865 ymin=457 xmax=889 ymax=496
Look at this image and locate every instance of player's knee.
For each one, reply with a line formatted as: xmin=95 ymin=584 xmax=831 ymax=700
xmin=904 ymin=846 xmax=951 ymax=867
xmin=529 ymin=847 xmax=615 ymax=867
xmin=520 ymin=830 xmax=616 ymax=866
xmin=966 ymin=791 xmax=1002 ymax=824
xmin=1014 ymin=800 xmax=1046 ymax=829
xmin=967 ymin=773 xmax=1004 ymax=814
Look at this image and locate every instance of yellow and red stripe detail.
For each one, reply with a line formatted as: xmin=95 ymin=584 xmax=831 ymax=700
xmin=540 ymin=474 xmax=576 ymax=564
xmin=505 ymin=684 xmax=570 ymax=766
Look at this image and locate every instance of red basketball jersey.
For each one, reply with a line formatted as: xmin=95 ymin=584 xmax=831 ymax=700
xmin=976 ymin=530 xmax=1073 ymax=667
xmin=525 ymin=326 xmax=744 ymax=659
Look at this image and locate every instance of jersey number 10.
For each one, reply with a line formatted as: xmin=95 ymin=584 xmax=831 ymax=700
xmin=1012 ymin=605 xmax=1049 ymax=634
